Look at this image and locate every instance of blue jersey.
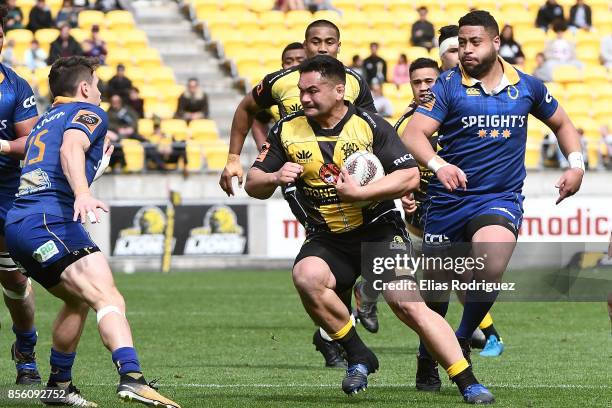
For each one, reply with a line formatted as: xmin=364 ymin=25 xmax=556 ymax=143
xmin=0 ymin=63 xmax=38 ymax=191
xmin=7 ymin=98 xmax=107 ymax=223
xmin=416 ymin=58 xmax=558 ymax=198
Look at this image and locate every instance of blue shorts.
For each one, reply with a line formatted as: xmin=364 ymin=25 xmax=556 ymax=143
xmin=0 ymin=189 xmax=16 ymax=234
xmin=423 ymin=192 xmax=523 ymax=248
xmin=5 ymin=214 xmax=99 ymax=289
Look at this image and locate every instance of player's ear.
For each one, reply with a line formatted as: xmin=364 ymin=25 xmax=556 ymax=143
xmin=335 ymin=83 xmax=345 ymax=100
xmin=79 ymin=80 xmax=89 ymax=99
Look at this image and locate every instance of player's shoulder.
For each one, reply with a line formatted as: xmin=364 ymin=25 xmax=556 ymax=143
xmin=345 ymin=66 xmax=364 ymax=82
xmin=515 ymin=67 xmax=546 ymax=88
xmin=354 ymin=105 xmax=393 ymax=132
xmin=263 ymin=65 xmax=299 ymax=86
xmin=394 ymin=108 xmax=414 ymax=132
xmin=439 ymin=66 xmax=462 ymax=87
xmin=61 ymin=102 xmax=107 ymax=128
xmin=0 ymin=63 xmax=31 ymax=88
xmin=270 ymin=109 xmax=305 ymax=133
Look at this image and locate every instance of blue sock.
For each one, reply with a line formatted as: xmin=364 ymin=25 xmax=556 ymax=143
xmin=49 ymin=348 xmax=76 ymax=383
xmin=13 ymin=325 xmax=37 ymax=355
xmin=418 ymin=301 xmax=450 ymax=358
xmin=112 ymin=347 xmax=141 ymax=375
xmin=456 ymin=290 xmax=499 ymax=340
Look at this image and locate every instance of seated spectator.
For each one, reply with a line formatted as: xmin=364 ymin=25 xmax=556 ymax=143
xmin=73 ymin=0 xmax=90 ymax=11
xmin=543 ymin=21 xmax=583 ymax=73
xmin=600 ymin=35 xmax=612 ymax=69
xmin=1 ymin=39 xmax=17 ymax=68
xmin=150 ymin=120 xmax=188 ymax=173
xmin=94 ymin=0 xmax=123 ymax=12
xmin=371 ymin=82 xmax=393 ymax=118
xmin=533 ymin=52 xmax=553 ymax=82
xmin=82 ymin=24 xmax=107 ymax=65
xmin=349 ymin=55 xmax=363 ymax=77
xmin=56 ymin=0 xmax=79 ymax=28
xmin=541 ymin=132 xmax=560 ymax=168
xmin=128 ymin=87 xmax=144 ymax=118
xmin=175 ymin=78 xmax=209 ymax=122
xmin=5 ymin=0 xmax=24 ymax=31
xmin=27 ymin=0 xmax=54 ymax=32
xmin=24 ymin=39 xmax=48 ymax=71
xmin=536 ymin=0 xmax=564 ymax=31
xmin=499 ymin=25 xmax=525 ymax=65
xmin=304 ymin=0 xmax=341 ymax=14
xmin=569 ymin=0 xmax=591 ymax=31
xmin=106 ymin=63 xmax=132 ymax=103
xmin=363 ymin=42 xmax=387 ymax=85
xmin=599 ymin=125 xmax=612 ymax=169
xmin=107 ymin=94 xmax=166 ymax=170
xmin=392 ymin=54 xmax=410 ymax=87
xmin=274 ymin=0 xmax=305 ymax=12
xmin=47 ymin=23 xmax=83 ymax=65
xmin=411 ymin=6 xmax=435 ymax=50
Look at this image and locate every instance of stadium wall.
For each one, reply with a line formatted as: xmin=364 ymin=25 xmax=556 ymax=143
xmin=88 ymin=171 xmax=612 ymax=272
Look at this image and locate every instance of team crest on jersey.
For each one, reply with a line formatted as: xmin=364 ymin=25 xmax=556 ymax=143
xmin=256 ymin=142 xmax=270 ymax=162
xmin=319 ymin=163 xmax=340 ymax=185
xmin=296 ymin=150 xmax=313 ymax=164
xmin=72 ymin=110 xmax=101 ymax=133
xmin=341 ymin=142 xmax=359 ymax=161
xmin=421 ymin=96 xmax=435 ymax=112
xmin=466 ymin=87 xmax=480 ymax=96
xmin=289 ymin=103 xmax=302 ymax=113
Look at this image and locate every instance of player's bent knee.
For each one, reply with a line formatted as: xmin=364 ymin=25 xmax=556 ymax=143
xmin=96 ymin=304 xmax=125 ymax=325
xmin=292 ymin=259 xmax=331 ymax=293
xmin=1 ymin=277 xmax=32 ymax=300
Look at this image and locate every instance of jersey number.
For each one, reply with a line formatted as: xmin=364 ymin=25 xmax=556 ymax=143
xmin=25 ymin=129 xmax=48 ymax=165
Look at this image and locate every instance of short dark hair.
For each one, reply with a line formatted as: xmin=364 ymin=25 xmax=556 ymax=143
xmin=282 ymin=42 xmax=304 ymax=59
xmin=458 ymin=10 xmax=499 ymax=37
xmin=439 ymin=25 xmax=459 ymax=45
xmin=305 ymin=19 xmax=340 ymax=41
xmin=299 ymin=55 xmax=346 ymax=84
xmin=409 ymin=58 xmax=440 ymax=75
xmin=49 ymin=56 xmax=98 ymax=98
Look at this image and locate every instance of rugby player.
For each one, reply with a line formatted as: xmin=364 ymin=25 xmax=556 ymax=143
xmin=245 ymin=55 xmax=494 ymax=403
xmin=0 ymin=5 xmax=42 ymax=385
xmin=251 ymin=42 xmax=307 ymax=151
xmin=5 ymin=56 xmax=180 ymax=408
xmin=403 ymin=10 xmax=583 ymax=382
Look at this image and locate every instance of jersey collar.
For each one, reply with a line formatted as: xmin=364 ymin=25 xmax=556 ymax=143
xmin=307 ymin=102 xmax=355 ymax=137
xmin=459 ymin=56 xmax=520 ymax=95
xmin=52 ymin=96 xmax=81 ymax=106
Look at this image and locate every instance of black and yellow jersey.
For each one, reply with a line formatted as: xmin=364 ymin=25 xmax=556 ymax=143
xmin=252 ymin=66 xmax=376 ymax=119
xmin=394 ymin=103 xmax=438 ymax=235
xmin=253 ymin=103 xmax=417 ymax=234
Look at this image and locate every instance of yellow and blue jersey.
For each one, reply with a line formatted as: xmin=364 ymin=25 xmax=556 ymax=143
xmin=8 ymin=98 xmax=107 ymax=223
xmin=416 ymin=57 xmax=558 ymax=199
xmin=0 ymin=63 xmax=38 ymax=193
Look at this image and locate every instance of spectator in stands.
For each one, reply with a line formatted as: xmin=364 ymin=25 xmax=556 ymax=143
xmin=274 ymin=0 xmax=304 ymax=12
xmin=175 ymin=78 xmax=209 ymax=122
xmin=601 ymin=35 xmax=612 ymax=69
xmin=304 ymin=0 xmax=341 ymax=15
xmin=392 ymin=53 xmax=410 ymax=87
xmin=411 ymin=6 xmax=435 ymax=50
xmin=5 ymin=0 xmax=24 ymax=31
xmin=47 ymin=23 xmax=83 ymax=64
xmin=106 ymin=63 xmax=132 ymax=103
xmin=73 ymin=0 xmax=90 ymax=11
xmin=536 ymin=0 xmax=565 ymax=31
xmin=600 ymin=125 xmax=612 ymax=169
xmin=94 ymin=0 xmax=123 ymax=12
xmin=541 ymin=132 xmax=560 ymax=168
xmin=578 ymin=128 xmax=589 ymax=170
xmin=569 ymin=0 xmax=592 ymax=31
xmin=371 ymin=82 xmax=393 ymax=118
xmin=543 ymin=20 xmax=583 ymax=72
xmin=56 ymin=0 xmax=79 ymax=28
xmin=24 ymin=39 xmax=48 ymax=71
xmin=1 ymin=39 xmax=16 ymax=68
xmin=533 ymin=52 xmax=553 ymax=82
xmin=27 ymin=0 xmax=54 ymax=32
xmin=82 ymin=24 xmax=107 ymax=65
xmin=363 ymin=42 xmax=387 ymax=85
xmin=151 ymin=120 xmax=188 ymax=173
xmin=499 ymin=25 xmax=525 ymax=65
xmin=128 ymin=87 xmax=145 ymax=118
xmin=349 ymin=55 xmax=363 ymax=77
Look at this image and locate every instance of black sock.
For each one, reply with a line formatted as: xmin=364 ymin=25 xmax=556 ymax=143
xmin=482 ymin=324 xmax=500 ymax=341
xmin=336 ymin=327 xmax=370 ymax=366
xmin=452 ymin=366 xmax=479 ymax=394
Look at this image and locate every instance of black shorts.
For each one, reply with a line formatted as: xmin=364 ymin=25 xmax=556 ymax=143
xmin=294 ymin=213 xmax=410 ymax=293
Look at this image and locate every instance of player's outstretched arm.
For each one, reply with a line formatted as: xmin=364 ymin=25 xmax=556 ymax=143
xmin=244 ymin=163 xmax=303 ymax=200
xmin=60 ymin=129 xmax=109 ymax=223
xmin=402 ymin=112 xmax=467 ymax=191
xmin=543 ymin=105 xmax=584 ymax=204
xmin=336 ymin=167 xmax=419 ymax=203
xmin=0 ymin=116 xmax=38 ymax=158
xmin=219 ymin=93 xmax=262 ymax=196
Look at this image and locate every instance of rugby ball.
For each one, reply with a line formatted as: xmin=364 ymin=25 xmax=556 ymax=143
xmin=344 ymin=151 xmax=384 ymax=186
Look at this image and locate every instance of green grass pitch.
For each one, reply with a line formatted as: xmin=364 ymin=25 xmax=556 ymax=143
xmin=0 ymin=271 xmax=610 ymax=407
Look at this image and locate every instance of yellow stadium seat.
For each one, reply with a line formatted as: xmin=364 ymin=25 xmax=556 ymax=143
xmin=145 ymin=102 xmax=175 ymax=119
xmin=185 ymin=141 xmax=204 ymax=172
xmin=121 ymin=139 xmax=145 ymax=172
xmin=204 ymin=148 xmax=228 ymax=170
xmin=332 ymin=0 xmax=359 ymax=12
xmin=118 ymin=30 xmax=149 ymax=48
xmin=160 ymin=119 xmax=189 ymax=141
xmin=106 ymin=49 xmax=132 ymax=67
xmin=105 ymin=10 xmax=135 ymax=29
xmin=95 ymin=65 xmax=115 ymax=82
xmin=6 ymin=29 xmax=34 ymax=46
xmin=576 ymin=47 xmax=599 ymax=65
xmin=78 ymin=10 xmax=104 ymax=30
xmin=147 ymin=66 xmax=175 ymax=83
xmin=248 ymin=0 xmax=275 ymax=13
xmin=284 ymin=10 xmax=312 ymax=28
xmin=565 ymin=102 xmax=592 ymax=118
xmin=131 ymin=48 xmax=161 ymax=65
xmin=98 ymin=29 xmax=118 ymax=45
xmin=34 ymin=28 xmax=59 ymax=46
xmin=138 ymin=119 xmax=154 ymax=138
xmin=552 ymin=65 xmax=582 ymax=84
xmin=69 ymin=28 xmax=89 ymax=43
xmin=525 ymin=146 xmax=541 ymax=169
xmin=313 ymin=10 xmax=342 ymax=24
xmin=189 ymin=119 xmax=218 ymax=139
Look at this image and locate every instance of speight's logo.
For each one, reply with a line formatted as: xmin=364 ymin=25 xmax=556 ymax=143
xmin=184 ymin=206 xmax=246 ymax=255
xmin=296 ymin=150 xmax=313 ymax=164
xmin=114 ymin=206 xmax=174 ymax=256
